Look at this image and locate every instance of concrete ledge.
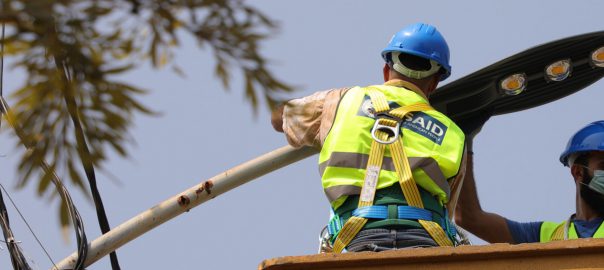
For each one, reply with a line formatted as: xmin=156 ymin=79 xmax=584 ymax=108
xmin=259 ymin=239 xmax=604 ymax=270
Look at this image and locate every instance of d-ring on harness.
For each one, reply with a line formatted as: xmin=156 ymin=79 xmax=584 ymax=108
xmin=331 ymin=88 xmax=453 ymax=253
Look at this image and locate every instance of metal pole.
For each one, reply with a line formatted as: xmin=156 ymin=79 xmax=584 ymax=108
xmin=51 ymin=145 xmax=318 ymax=270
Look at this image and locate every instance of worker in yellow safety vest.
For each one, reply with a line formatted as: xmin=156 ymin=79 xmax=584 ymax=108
xmin=456 ymin=120 xmax=604 ymax=243
xmin=272 ymin=23 xmax=468 ymax=252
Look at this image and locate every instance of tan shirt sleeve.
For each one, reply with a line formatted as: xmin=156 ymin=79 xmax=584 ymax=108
xmin=282 ymin=87 xmax=350 ymax=148
xmin=447 ymin=146 xmax=468 ymax=217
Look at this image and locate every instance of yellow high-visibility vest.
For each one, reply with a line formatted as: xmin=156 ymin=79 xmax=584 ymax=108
xmin=319 ymin=84 xmax=465 ymax=210
xmin=540 ymin=219 xmax=604 ymax=242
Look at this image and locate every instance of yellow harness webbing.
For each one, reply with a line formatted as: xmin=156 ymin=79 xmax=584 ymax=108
xmin=331 ymin=88 xmax=452 ymax=253
xmin=551 ymin=224 xmax=565 ymax=241
xmin=551 ymin=218 xmax=570 ymax=241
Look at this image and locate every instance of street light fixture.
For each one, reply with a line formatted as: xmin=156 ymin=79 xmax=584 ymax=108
xmin=592 ymin=47 xmax=604 ymax=67
xmin=545 ymin=59 xmax=572 ymax=82
xmin=500 ymin=73 xmax=527 ymax=95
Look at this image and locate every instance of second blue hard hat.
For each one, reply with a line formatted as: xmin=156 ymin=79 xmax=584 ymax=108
xmin=381 ymin=23 xmax=451 ymax=81
xmin=559 ymin=120 xmax=604 ymax=166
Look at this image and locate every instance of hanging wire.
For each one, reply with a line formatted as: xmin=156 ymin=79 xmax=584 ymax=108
xmin=0 ymin=17 xmax=86 ymax=270
xmin=0 ymin=19 xmax=33 ymax=270
xmin=0 ymin=183 xmax=48 ymax=270
xmin=1 ymin=18 xmax=5 ymax=117
xmin=0 ymin=97 xmax=88 ymax=270
xmin=52 ymin=23 xmax=120 ymax=269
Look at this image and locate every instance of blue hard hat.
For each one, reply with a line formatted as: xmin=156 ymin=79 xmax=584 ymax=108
xmin=559 ymin=121 xmax=604 ymax=166
xmin=381 ymin=23 xmax=451 ymax=81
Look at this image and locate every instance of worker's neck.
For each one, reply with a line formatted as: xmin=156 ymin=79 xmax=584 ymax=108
xmin=384 ymin=79 xmax=429 ymax=101
xmin=576 ymin=195 xmax=604 ymax=221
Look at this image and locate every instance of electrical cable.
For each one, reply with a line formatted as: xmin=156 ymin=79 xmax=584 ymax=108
xmin=0 ymin=18 xmax=33 ymax=270
xmin=0 ymin=97 xmax=89 ymax=270
xmin=0 ymin=20 xmax=4 ymax=99
xmin=0 ymin=183 xmax=47 ymax=270
xmin=0 ymin=19 xmax=87 ymax=270
xmin=53 ymin=30 xmax=121 ymax=269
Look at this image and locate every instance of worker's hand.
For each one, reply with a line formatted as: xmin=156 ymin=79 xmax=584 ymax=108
xmin=271 ymin=104 xmax=285 ymax=132
xmin=457 ymin=108 xmax=493 ymax=141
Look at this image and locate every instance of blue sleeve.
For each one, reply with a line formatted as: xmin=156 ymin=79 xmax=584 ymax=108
xmin=505 ymin=219 xmax=542 ymax=243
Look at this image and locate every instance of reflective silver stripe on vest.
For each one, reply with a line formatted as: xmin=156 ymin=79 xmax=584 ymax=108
xmin=320 ymin=152 xmax=450 ymax=202
xmin=324 ymin=185 xmax=362 ymax=202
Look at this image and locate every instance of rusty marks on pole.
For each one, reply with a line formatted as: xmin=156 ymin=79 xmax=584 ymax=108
xmin=178 ymin=181 xmax=214 ymax=210
xmin=204 ymin=180 xmax=213 ymax=194
xmin=195 ymin=180 xmax=214 ymax=196
xmin=177 ymin=195 xmax=190 ymax=207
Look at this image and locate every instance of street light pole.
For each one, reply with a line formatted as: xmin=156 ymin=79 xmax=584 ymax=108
xmin=52 ymin=145 xmax=318 ymax=270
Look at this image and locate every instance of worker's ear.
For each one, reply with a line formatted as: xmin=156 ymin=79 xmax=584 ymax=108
xmin=383 ymin=63 xmax=391 ymax=82
xmin=425 ymin=75 xmax=440 ymax=96
xmin=571 ymin=163 xmax=585 ymax=183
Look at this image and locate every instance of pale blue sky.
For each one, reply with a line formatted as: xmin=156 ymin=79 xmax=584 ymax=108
xmin=1 ymin=1 xmax=604 ymax=269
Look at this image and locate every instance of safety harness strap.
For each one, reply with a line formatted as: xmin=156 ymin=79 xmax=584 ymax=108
xmin=551 ymin=223 xmax=565 ymax=241
xmin=331 ymin=88 xmax=453 ymax=252
xmin=332 ymin=89 xmax=389 ymax=253
xmin=390 ymin=133 xmax=454 ymax=247
xmin=551 ymin=218 xmax=570 ymax=241
xmin=332 ymin=130 xmax=388 ymax=252
xmin=384 ymin=101 xmax=454 ymax=246
xmin=353 ymin=205 xmax=433 ymax=220
xmin=327 ymin=211 xmax=342 ymax=237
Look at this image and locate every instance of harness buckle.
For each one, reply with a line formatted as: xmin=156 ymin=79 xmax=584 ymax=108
xmin=318 ymin=226 xmax=334 ymax=253
xmin=371 ymin=116 xmax=401 ymax=144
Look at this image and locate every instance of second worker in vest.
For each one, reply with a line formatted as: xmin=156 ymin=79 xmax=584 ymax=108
xmin=272 ymin=23 xmax=467 ymax=252
xmin=456 ymin=120 xmax=604 ymax=243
